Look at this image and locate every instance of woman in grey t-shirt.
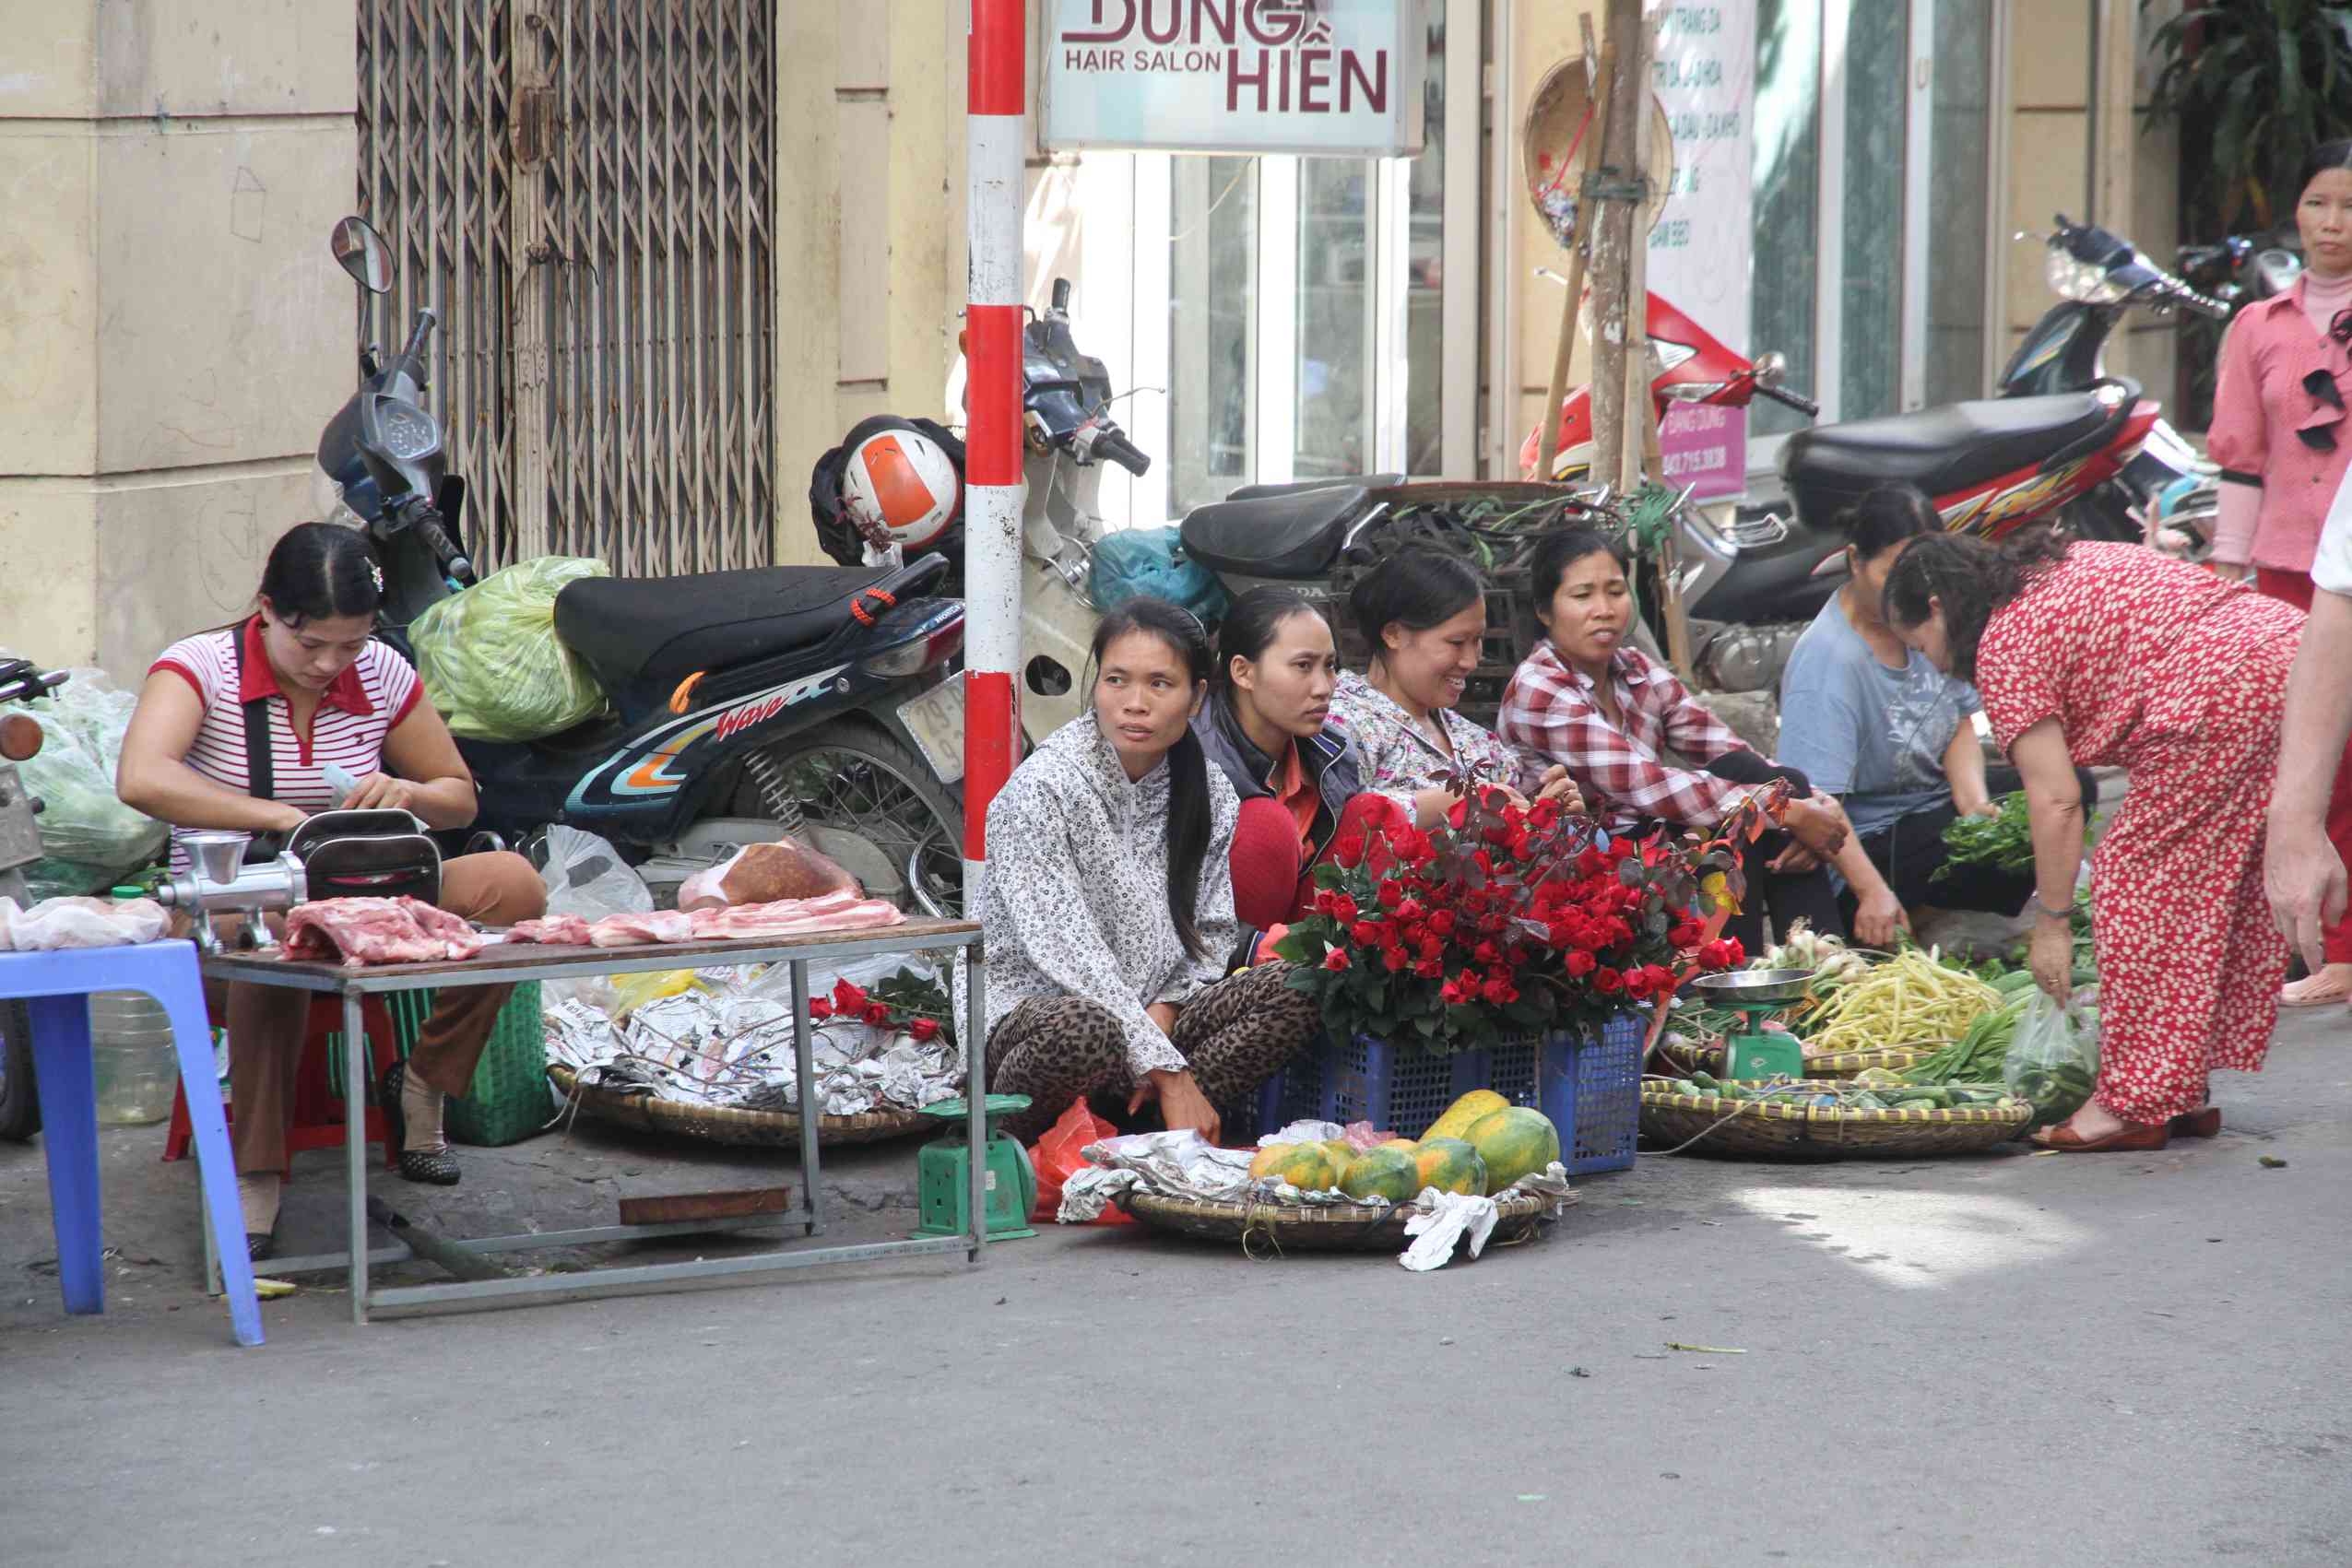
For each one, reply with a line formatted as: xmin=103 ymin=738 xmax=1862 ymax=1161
xmin=1778 ymin=486 xmax=2098 ymax=929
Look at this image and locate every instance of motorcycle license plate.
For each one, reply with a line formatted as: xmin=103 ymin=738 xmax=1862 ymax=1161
xmin=898 ymin=679 xmax=966 ymax=784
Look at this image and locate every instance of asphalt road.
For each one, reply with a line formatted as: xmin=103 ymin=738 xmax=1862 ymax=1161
xmin=3 ymin=1012 xmax=2346 ymax=1568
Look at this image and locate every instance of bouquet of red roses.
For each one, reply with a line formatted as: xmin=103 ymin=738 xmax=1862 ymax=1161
xmin=1271 ymin=780 xmax=1763 ymax=1055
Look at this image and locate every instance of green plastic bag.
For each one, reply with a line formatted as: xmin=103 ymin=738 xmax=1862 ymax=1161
xmin=408 ymin=557 xmax=611 ymax=740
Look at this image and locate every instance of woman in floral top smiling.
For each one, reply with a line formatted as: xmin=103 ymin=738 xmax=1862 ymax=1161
xmin=1327 ymin=546 xmax=1582 ymax=828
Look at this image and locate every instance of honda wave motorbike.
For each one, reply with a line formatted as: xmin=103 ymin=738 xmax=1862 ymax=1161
xmin=1518 ymin=214 xmax=2229 ymax=695
xmin=0 ymin=660 xmax=70 ymax=1141
xmin=315 ymin=218 xmax=968 ymax=912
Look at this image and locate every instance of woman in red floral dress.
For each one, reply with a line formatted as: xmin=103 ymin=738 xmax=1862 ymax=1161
xmin=1882 ymin=533 xmax=2298 ymax=1150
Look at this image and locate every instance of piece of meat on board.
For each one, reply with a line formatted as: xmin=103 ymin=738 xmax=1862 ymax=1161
xmin=688 ymin=896 xmax=905 ymax=940
xmin=505 ymin=914 xmax=595 ymax=946
xmin=282 ymin=897 xmax=485 ymax=966
xmin=585 ymin=910 xmax=698 ymax=947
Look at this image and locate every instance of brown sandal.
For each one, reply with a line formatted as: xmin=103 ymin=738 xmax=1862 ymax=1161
xmin=2035 ymin=1118 xmax=2170 ymax=1152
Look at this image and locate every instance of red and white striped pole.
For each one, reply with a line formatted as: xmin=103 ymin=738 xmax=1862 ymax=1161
xmin=962 ymin=0 xmax=1025 ymax=902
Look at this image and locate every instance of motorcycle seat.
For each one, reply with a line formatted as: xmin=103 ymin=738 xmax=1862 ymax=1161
xmin=1780 ymin=390 xmax=2126 ymax=524
xmin=554 ymin=563 xmax=896 ymax=702
xmin=1178 ymin=482 xmax=1382 ymax=581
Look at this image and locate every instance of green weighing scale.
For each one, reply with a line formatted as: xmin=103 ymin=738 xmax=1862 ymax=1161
xmin=912 ymin=1094 xmax=1038 ymax=1242
xmin=1686 ymin=968 xmax=1814 ymax=1079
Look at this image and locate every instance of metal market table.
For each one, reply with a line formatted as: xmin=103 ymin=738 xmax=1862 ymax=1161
xmin=202 ymin=917 xmax=986 ymax=1323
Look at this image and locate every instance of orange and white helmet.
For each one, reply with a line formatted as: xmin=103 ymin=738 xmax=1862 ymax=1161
xmin=840 ymin=425 xmax=962 ymax=555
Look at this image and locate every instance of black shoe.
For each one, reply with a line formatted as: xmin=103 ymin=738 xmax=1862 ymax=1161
xmin=246 ymin=1229 xmax=278 ymax=1262
xmin=381 ymin=1062 xmax=462 ymax=1186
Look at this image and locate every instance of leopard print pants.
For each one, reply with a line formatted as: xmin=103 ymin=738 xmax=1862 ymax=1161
xmin=986 ymin=962 xmax=1318 ymax=1142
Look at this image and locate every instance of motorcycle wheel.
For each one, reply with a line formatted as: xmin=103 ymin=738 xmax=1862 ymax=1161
xmin=740 ymin=720 xmax=965 ymax=917
xmin=0 ymin=999 xmax=40 ymax=1141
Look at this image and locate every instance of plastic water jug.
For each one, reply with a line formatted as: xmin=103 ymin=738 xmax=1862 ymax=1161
xmin=90 ymin=990 xmax=177 ymax=1126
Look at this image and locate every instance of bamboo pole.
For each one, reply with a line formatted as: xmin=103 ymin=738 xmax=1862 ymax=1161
xmin=1534 ymin=20 xmax=1613 ymax=484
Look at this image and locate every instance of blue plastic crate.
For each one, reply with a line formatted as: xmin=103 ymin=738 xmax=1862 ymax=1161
xmin=1254 ymin=1011 xmax=1643 ymax=1174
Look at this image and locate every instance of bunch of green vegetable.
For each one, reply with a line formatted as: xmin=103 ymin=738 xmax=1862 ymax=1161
xmin=1935 ymin=793 xmax=2037 ymax=882
xmin=1653 ymin=1070 xmax=2017 ymax=1114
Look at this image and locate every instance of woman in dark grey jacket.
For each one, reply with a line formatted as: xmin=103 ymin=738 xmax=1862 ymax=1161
xmin=1196 ymin=588 xmax=1398 ymax=929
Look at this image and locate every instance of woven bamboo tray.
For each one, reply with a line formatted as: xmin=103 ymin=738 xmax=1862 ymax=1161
xmin=548 ymin=1063 xmax=930 ymax=1148
xmin=1639 ymin=1080 xmax=2031 ymax=1160
xmin=1656 ymin=1038 xmax=1934 ymax=1080
xmin=1118 ymin=1187 xmax=1567 ymax=1252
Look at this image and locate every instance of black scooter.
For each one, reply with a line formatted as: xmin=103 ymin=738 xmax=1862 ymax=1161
xmin=316 ymin=218 xmax=968 ymax=912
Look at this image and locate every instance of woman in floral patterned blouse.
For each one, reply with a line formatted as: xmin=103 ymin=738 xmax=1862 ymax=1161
xmin=1327 ymin=546 xmax=1581 ymax=827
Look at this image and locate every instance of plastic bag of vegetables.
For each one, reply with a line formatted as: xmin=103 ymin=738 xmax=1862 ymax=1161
xmin=2003 ymin=990 xmax=2099 ymax=1128
xmin=408 ymin=556 xmax=611 ymax=740
xmin=0 ymin=657 xmax=168 ymax=899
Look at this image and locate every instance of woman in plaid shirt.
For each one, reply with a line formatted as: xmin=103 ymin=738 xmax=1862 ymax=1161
xmin=1497 ymin=529 xmax=1891 ymax=951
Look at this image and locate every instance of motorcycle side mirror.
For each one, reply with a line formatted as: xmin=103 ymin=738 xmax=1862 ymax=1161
xmin=0 ymin=714 xmax=42 ymax=762
xmin=1753 ymin=350 xmax=1788 ymax=385
xmin=331 ymin=216 xmax=393 ymax=295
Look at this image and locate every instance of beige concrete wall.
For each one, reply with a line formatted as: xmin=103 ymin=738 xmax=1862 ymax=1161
xmin=773 ymin=0 xmax=974 ymax=567
xmin=2003 ymin=0 xmax=2178 ymax=401
xmin=0 ymin=0 xmax=355 ymax=681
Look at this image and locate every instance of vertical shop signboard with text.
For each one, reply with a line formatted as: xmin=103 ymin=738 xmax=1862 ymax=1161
xmin=1648 ymin=0 xmax=1756 ymax=499
xmin=1043 ymin=0 xmax=1428 ymax=157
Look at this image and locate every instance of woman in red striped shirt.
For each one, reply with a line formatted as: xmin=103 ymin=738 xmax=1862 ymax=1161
xmin=118 ymin=524 xmax=545 ymax=1257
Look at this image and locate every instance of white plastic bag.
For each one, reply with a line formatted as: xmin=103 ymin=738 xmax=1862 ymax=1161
xmin=538 ymin=827 xmax=653 ymax=922
xmin=2003 ymin=990 xmax=2101 ymax=1128
xmin=0 ymin=895 xmax=170 ymax=951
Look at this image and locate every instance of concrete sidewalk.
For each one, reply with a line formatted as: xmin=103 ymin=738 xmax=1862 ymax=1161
xmin=4 ymin=1014 xmax=2346 ymax=1568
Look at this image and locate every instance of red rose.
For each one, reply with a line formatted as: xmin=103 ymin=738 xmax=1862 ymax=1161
xmin=1413 ymin=956 xmax=1445 ymax=979
xmin=1448 ymin=797 xmax=1470 ymax=829
xmin=1323 ymin=948 xmax=1352 ymax=972
xmin=809 ymin=997 xmax=834 ymax=1020
xmin=908 ymin=1017 xmax=941 ymax=1043
xmin=1528 ymin=797 xmax=1561 ymax=830
xmin=1482 ymin=973 xmax=1519 ymax=1006
xmin=1330 ymin=894 xmax=1359 ymax=924
xmin=1376 ymin=881 xmax=1405 ymax=911
xmin=1480 ymin=914 xmax=1509 ymax=937
xmin=1565 ymin=949 xmax=1597 ymax=978
xmin=1623 ymin=968 xmax=1657 ymax=1000
xmin=831 ymin=980 xmax=869 ymax=1013
xmin=1382 ymin=945 xmax=1411 ymax=973
xmin=1474 ymin=940 xmax=1503 ymax=966
xmin=1474 ymin=850 xmax=1495 ymax=876
xmin=1393 ymin=897 xmax=1424 ymax=923
xmin=1644 ymin=965 xmax=1677 ymax=996
xmin=1333 ymin=833 xmax=1366 ymax=868
xmin=1594 ymin=966 xmax=1624 ymax=995
xmin=1509 ymin=831 xmax=1536 ymax=861
xmin=862 ymin=1002 xmax=892 ymax=1027
xmin=1669 ymin=919 xmax=1705 ymax=949
xmin=1439 ymin=977 xmax=1470 ymax=1005
xmin=1427 ymin=910 xmax=1456 ymax=937
xmin=1418 ymin=933 xmax=1445 ymax=961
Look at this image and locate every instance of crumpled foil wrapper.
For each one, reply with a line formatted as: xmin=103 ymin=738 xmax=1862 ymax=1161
xmin=542 ymin=976 xmax=960 ymax=1116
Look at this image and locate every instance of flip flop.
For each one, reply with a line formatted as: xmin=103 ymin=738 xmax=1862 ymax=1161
xmin=2035 ymin=1118 xmax=2170 ymax=1152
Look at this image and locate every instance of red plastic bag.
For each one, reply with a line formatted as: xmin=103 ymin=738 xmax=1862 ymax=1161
xmin=1029 ymin=1099 xmax=1133 ymax=1225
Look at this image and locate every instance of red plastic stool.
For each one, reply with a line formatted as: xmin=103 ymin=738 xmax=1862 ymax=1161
xmin=163 ymin=995 xmax=403 ymax=1173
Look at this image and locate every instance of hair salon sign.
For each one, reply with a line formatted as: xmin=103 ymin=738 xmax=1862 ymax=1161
xmin=1043 ymin=0 xmax=1429 ymax=157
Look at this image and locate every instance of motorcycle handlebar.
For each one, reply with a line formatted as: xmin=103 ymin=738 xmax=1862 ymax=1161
xmin=1757 ymin=382 xmax=1821 ymax=419
xmin=406 ymin=504 xmax=473 ymax=584
xmin=1095 ymin=428 xmax=1152 ymax=477
xmin=400 ymin=307 xmax=439 ymax=364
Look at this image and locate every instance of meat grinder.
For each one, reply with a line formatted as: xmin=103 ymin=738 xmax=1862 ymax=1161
xmin=151 ymin=809 xmax=443 ymax=953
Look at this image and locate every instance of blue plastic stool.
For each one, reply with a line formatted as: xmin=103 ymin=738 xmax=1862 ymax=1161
xmin=4 ymin=941 xmax=262 ymax=1347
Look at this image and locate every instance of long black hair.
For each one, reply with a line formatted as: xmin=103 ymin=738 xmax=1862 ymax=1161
xmin=1529 ymin=527 xmax=1630 ymax=606
xmin=1838 ymin=484 xmax=1943 ymax=560
xmin=1216 ymin=586 xmax=1330 ymax=688
xmin=1881 ymin=527 xmax=2071 ymax=683
xmin=257 ymin=523 xmax=385 ymax=628
xmin=1091 ymin=597 xmax=1217 ymax=961
xmin=1348 ymin=546 xmax=1484 ymax=664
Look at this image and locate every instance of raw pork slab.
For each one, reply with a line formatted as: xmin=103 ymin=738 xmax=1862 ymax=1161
xmin=505 ymin=914 xmax=595 ymax=946
xmin=585 ymin=910 xmax=698 ymax=948
xmin=283 ymin=896 xmax=486 ymax=966
xmin=688 ymin=896 xmax=905 ymax=940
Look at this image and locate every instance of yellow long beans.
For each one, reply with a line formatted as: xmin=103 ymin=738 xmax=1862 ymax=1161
xmin=1800 ymin=949 xmax=2000 ymax=1054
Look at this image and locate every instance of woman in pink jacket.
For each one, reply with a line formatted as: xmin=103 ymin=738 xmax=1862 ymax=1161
xmin=2205 ymin=137 xmax=2352 ymax=1006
